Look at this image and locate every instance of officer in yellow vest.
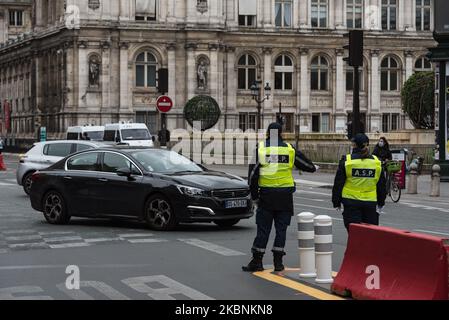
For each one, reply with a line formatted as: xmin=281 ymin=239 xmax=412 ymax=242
xmin=243 ymin=123 xmax=317 ymax=272
xmin=332 ymin=133 xmax=387 ymax=232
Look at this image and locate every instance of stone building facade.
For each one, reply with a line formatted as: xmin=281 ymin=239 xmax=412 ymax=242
xmin=0 ymin=0 xmax=437 ymax=144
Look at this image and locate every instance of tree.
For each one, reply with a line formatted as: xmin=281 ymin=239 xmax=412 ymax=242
xmin=401 ymin=71 xmax=435 ymax=129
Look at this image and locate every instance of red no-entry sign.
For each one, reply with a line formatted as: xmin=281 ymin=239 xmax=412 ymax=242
xmin=156 ymin=96 xmax=173 ymax=113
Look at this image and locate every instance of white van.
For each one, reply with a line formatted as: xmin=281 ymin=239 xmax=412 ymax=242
xmin=67 ymin=126 xmax=105 ymax=141
xmin=103 ymin=123 xmax=154 ymax=147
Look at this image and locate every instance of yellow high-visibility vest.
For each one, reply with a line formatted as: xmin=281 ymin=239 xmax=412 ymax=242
xmin=342 ymin=154 xmax=382 ymax=202
xmin=258 ymin=141 xmax=295 ymax=188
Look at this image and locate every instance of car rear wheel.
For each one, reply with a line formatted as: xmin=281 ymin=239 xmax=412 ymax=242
xmin=144 ymin=194 xmax=177 ymax=231
xmin=214 ymin=219 xmax=241 ymax=228
xmin=22 ymin=171 xmax=34 ymax=195
xmin=42 ymin=191 xmax=71 ymax=225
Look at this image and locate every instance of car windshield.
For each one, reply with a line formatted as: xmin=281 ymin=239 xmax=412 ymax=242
xmin=131 ymin=150 xmax=204 ymax=174
xmin=121 ymin=129 xmax=151 ymax=141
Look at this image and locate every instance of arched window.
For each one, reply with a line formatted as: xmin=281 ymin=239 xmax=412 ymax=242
xmin=414 ymin=56 xmax=432 ymax=72
xmin=275 ymin=55 xmax=294 ymax=90
xmin=135 ymin=52 xmax=157 ymax=88
xmin=381 ymin=56 xmax=400 ymax=91
xmin=311 ymin=55 xmax=329 ymax=91
xmin=238 ymin=54 xmax=257 ymax=90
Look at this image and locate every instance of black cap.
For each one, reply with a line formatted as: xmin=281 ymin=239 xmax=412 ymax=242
xmin=351 ymin=133 xmax=369 ymax=148
xmin=267 ymin=122 xmax=283 ymax=137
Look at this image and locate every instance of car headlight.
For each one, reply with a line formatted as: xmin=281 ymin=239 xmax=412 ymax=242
xmin=176 ymin=185 xmax=207 ymax=197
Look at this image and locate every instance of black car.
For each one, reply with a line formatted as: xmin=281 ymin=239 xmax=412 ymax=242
xmin=29 ymin=148 xmax=253 ymax=230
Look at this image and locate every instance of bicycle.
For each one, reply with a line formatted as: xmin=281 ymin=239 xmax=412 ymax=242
xmin=385 ymin=160 xmax=402 ymax=203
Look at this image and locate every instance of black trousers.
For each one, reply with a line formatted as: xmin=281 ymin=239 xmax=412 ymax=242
xmin=342 ymin=203 xmax=379 ymax=231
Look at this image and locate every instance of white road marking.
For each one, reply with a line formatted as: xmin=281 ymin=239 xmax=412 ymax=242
xmin=56 ymin=281 xmax=130 ymax=300
xmin=178 ymin=238 xmax=246 ymax=256
xmin=401 ymin=202 xmax=449 ymax=213
xmin=0 ymin=182 xmax=15 ymax=187
xmin=296 ymin=190 xmax=331 ymax=197
xmin=9 ymin=243 xmax=48 ymax=249
xmin=2 ymin=229 xmax=35 ymax=235
xmin=44 ymin=236 xmax=84 ymax=243
xmin=84 ymin=237 xmax=122 ymax=243
xmin=294 ymin=196 xmax=326 ymax=202
xmin=0 ymin=264 xmax=157 ymax=271
xmin=0 ymin=249 xmax=7 ymax=254
xmin=127 ymin=239 xmax=168 ymax=244
xmin=413 ymin=229 xmax=449 ymax=236
xmin=118 ymin=233 xmax=154 ymax=238
xmin=38 ymin=231 xmax=76 ymax=236
xmin=48 ymin=243 xmax=90 ymax=249
xmin=5 ymin=235 xmax=42 ymax=241
xmin=295 ymin=179 xmax=333 ymax=188
xmin=294 ymin=203 xmax=335 ymax=211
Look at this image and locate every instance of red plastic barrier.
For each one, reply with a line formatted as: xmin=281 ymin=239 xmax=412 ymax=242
xmin=0 ymin=154 xmax=6 ymax=171
xmin=332 ymin=224 xmax=449 ymax=300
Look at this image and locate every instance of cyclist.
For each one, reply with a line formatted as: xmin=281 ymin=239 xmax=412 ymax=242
xmin=373 ymin=137 xmax=392 ymax=163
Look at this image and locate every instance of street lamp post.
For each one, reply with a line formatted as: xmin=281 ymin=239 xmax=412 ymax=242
xmin=250 ymin=80 xmax=271 ymax=132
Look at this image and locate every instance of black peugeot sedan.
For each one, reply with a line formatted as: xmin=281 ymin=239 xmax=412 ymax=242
xmin=29 ymin=148 xmax=253 ymax=231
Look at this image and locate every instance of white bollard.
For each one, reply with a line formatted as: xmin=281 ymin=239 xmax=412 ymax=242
xmin=297 ymin=212 xmax=317 ymax=278
xmin=314 ymin=215 xmax=334 ymax=284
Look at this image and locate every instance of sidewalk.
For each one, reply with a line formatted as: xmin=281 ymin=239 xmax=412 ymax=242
xmin=206 ymin=164 xmax=449 ymax=200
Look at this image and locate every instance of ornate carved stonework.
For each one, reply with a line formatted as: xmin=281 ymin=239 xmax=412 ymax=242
xmin=88 ymin=0 xmax=101 ymax=10
xmin=197 ymin=0 xmax=208 ymax=14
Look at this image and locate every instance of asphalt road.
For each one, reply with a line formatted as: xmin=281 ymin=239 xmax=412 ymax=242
xmin=1 ymin=156 xmax=449 ymax=300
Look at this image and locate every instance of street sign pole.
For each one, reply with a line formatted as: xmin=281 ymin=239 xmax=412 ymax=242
xmin=353 ymin=65 xmax=361 ymax=137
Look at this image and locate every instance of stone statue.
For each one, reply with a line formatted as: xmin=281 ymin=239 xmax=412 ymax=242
xmin=197 ymin=59 xmax=208 ymax=90
xmin=89 ymin=57 xmax=100 ymax=87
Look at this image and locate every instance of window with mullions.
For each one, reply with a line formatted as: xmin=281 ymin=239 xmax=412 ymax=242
xmin=9 ymin=10 xmax=23 ymax=26
xmin=275 ymin=0 xmax=292 ymax=28
xmin=238 ymin=54 xmax=257 ymax=90
xmin=346 ymin=68 xmax=364 ymax=91
xmin=135 ymin=0 xmax=157 ymax=21
xmin=414 ymin=56 xmax=432 ymax=72
xmin=311 ymin=56 xmax=329 ymax=91
xmin=416 ymin=0 xmax=431 ymax=31
xmin=275 ymin=55 xmax=294 ymax=90
xmin=239 ymin=15 xmax=256 ymax=27
xmin=311 ymin=0 xmax=328 ymax=28
xmin=382 ymin=0 xmax=397 ymax=31
xmin=135 ymin=52 xmax=157 ymax=88
xmin=381 ymin=56 xmax=400 ymax=91
xmin=239 ymin=113 xmax=256 ymax=131
xmin=347 ymin=0 xmax=363 ymax=29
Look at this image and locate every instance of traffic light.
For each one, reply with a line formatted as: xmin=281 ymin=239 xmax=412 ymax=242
xmin=343 ymin=30 xmax=364 ymax=67
xmin=157 ymin=68 xmax=169 ymax=94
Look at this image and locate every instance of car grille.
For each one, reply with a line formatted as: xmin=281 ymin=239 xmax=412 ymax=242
xmin=211 ymin=189 xmax=250 ymax=199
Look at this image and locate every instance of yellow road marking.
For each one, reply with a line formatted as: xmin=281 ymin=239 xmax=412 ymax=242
xmin=253 ymin=269 xmax=344 ymax=301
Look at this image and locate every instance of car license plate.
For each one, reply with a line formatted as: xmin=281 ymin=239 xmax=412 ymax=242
xmin=225 ymin=199 xmax=247 ymax=209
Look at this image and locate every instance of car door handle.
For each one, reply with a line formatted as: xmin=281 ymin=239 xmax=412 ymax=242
xmin=98 ymin=178 xmax=108 ymax=182
xmin=63 ymin=176 xmax=73 ymax=180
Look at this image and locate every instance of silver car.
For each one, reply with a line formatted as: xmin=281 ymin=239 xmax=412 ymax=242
xmin=17 ymin=140 xmax=107 ymax=195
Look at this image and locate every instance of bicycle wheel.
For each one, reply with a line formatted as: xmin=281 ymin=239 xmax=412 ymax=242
xmin=389 ymin=180 xmax=401 ymax=203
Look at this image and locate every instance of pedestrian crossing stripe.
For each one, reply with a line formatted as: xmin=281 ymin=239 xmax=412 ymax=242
xmin=253 ymin=269 xmax=343 ymax=301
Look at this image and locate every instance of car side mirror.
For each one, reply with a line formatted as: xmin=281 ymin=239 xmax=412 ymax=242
xmin=152 ymin=136 xmax=156 ymax=142
xmin=117 ymin=168 xmax=132 ymax=178
xmin=115 ymin=137 xmax=120 ymax=143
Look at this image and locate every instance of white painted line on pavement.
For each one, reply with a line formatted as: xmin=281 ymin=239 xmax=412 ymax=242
xmin=0 ymin=249 xmax=7 ymax=254
xmin=295 ymin=203 xmax=335 ymax=211
xmin=5 ymin=235 xmax=42 ymax=241
xmin=2 ymin=229 xmax=35 ymax=235
xmin=0 ymin=264 xmax=157 ymax=271
xmin=44 ymin=236 xmax=84 ymax=243
xmin=38 ymin=231 xmax=76 ymax=236
xmin=48 ymin=243 xmax=90 ymax=249
xmin=295 ymin=179 xmax=333 ymax=187
xmin=127 ymin=239 xmax=168 ymax=244
xmin=296 ymin=190 xmax=331 ymax=197
xmin=84 ymin=237 xmax=121 ymax=243
xmin=294 ymin=196 xmax=326 ymax=202
xmin=118 ymin=233 xmax=154 ymax=238
xmin=178 ymin=238 xmax=246 ymax=256
xmin=0 ymin=182 xmax=15 ymax=187
xmin=9 ymin=243 xmax=48 ymax=249
xmin=413 ymin=229 xmax=449 ymax=236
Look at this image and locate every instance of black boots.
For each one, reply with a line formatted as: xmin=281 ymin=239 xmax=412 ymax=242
xmin=242 ymin=251 xmax=264 ymax=272
xmin=273 ymin=251 xmax=286 ymax=272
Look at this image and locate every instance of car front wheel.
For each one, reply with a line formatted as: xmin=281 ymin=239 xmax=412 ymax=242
xmin=42 ymin=191 xmax=71 ymax=225
xmin=22 ymin=171 xmax=34 ymax=195
xmin=214 ymin=219 xmax=241 ymax=228
xmin=144 ymin=194 xmax=178 ymax=231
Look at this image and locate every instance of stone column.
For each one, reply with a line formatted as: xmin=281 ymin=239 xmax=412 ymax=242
xmin=226 ymin=46 xmax=237 ymax=123
xmin=186 ymin=0 xmax=197 ymax=24
xmin=263 ymin=0 xmax=273 ymax=28
xmin=101 ymin=41 xmax=111 ymax=112
xmin=404 ymin=50 xmax=414 ymax=81
xmin=119 ymin=42 xmax=130 ymax=112
xmin=167 ymin=43 xmax=177 ymax=108
xmin=367 ymin=0 xmax=382 ymax=31
xmin=398 ymin=0 xmax=405 ymax=31
xmin=335 ymin=49 xmax=346 ymax=133
xmin=263 ymin=47 xmax=273 ymax=123
xmin=186 ymin=43 xmax=197 ymax=100
xmin=299 ymin=0 xmax=309 ymax=28
xmin=167 ymin=0 xmax=177 ymax=23
xmin=335 ymin=0 xmax=345 ymax=29
xmin=328 ymin=0 xmax=335 ymax=29
xmin=209 ymin=44 xmax=219 ymax=103
xmin=299 ymin=48 xmax=310 ymax=133
xmin=370 ymin=49 xmax=381 ymax=132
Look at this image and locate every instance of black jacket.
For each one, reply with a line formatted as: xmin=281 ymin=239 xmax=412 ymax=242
xmin=248 ymin=139 xmax=316 ymax=213
xmin=332 ymin=149 xmax=387 ymax=208
xmin=372 ymin=145 xmax=392 ymax=162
